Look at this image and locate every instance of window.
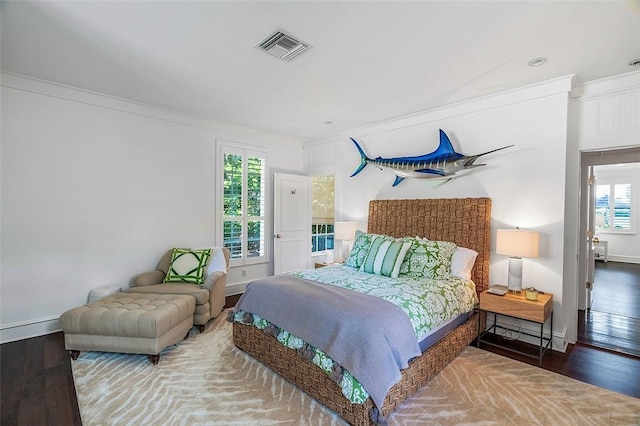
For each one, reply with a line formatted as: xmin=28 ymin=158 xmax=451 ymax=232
xmin=595 ymin=181 xmax=634 ymax=233
xmin=219 ymin=142 xmax=268 ymax=265
xmin=311 ymin=174 xmax=335 ymax=253
xmin=312 ymin=222 xmax=334 ymax=253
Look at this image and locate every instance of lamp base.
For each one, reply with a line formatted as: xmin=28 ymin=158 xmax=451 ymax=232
xmin=507 ymin=257 xmax=523 ymax=294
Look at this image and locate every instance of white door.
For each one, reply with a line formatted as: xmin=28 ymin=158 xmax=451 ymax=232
xmin=274 ymin=173 xmax=311 ymax=274
xmin=586 ymin=166 xmax=596 ymax=309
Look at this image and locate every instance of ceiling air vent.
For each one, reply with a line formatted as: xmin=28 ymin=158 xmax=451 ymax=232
xmin=256 ymin=29 xmax=310 ymax=62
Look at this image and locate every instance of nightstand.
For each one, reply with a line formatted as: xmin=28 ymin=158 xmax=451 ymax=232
xmin=477 ymin=289 xmax=553 ymax=366
xmin=314 ymin=262 xmax=343 ymax=268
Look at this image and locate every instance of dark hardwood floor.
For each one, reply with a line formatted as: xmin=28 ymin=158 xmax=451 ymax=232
xmin=578 ymin=261 xmax=640 ymax=357
xmin=3 ymin=294 xmax=639 ymax=425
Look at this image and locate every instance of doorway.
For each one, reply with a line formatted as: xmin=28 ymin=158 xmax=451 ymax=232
xmin=310 ymin=174 xmax=336 ymax=265
xmin=578 ymin=150 xmax=640 ymax=357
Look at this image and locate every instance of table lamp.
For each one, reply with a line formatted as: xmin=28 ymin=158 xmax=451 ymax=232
xmin=334 ymin=221 xmax=358 ymax=262
xmin=496 ymin=228 xmax=539 ymax=294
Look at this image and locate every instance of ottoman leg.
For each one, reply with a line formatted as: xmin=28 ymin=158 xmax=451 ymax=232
xmin=69 ymin=350 xmax=80 ymax=360
xmin=184 ymin=332 xmax=189 ymax=340
xmin=198 ymin=324 xmax=205 ymax=333
xmin=148 ymin=354 xmax=160 ymax=365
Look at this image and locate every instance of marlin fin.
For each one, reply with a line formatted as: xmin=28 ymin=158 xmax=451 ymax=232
xmin=434 ymin=178 xmax=453 ymax=188
xmin=415 ymin=168 xmax=446 ymax=176
xmin=392 ymin=176 xmax=405 ymax=186
xmin=432 ymin=129 xmax=457 ymax=157
xmin=350 ymin=138 xmax=370 ymax=177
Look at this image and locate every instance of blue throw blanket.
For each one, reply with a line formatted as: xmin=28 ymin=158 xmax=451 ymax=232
xmin=235 ymin=274 xmax=422 ymax=410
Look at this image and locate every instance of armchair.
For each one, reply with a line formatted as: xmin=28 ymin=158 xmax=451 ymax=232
xmin=129 ymin=247 xmax=230 ymax=332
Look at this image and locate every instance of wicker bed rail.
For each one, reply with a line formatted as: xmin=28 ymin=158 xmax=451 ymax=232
xmin=233 ymin=197 xmax=491 ymax=425
xmin=233 ymin=311 xmax=479 ymax=425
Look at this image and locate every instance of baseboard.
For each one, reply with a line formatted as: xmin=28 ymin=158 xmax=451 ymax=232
xmin=605 ymin=255 xmax=640 ymax=264
xmin=2 ymin=285 xmax=249 ymax=344
xmin=490 ymin=315 xmax=568 ymax=353
xmin=0 ymin=316 xmax=61 ymax=344
xmin=225 ymin=281 xmax=249 ymax=297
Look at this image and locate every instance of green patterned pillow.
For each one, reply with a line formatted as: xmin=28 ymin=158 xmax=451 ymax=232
xmin=360 ymin=237 xmax=412 ymax=278
xmin=164 ymin=248 xmax=212 ymax=285
xmin=399 ymin=238 xmax=457 ymax=279
xmin=345 ymin=231 xmax=395 ymax=269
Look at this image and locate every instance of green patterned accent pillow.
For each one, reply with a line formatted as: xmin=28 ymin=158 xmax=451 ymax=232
xmin=360 ymin=237 xmax=412 ymax=278
xmin=399 ymin=238 xmax=457 ymax=279
xmin=164 ymin=248 xmax=212 ymax=285
xmin=345 ymin=231 xmax=395 ymax=269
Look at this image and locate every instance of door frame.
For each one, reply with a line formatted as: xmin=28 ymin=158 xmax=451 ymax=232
xmin=576 ymin=147 xmax=640 ymax=321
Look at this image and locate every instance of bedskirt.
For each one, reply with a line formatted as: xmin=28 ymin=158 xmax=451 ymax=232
xmin=232 ymin=310 xmax=482 ymax=425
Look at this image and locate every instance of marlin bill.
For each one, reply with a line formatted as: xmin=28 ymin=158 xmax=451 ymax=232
xmin=350 ymin=129 xmax=513 ymax=186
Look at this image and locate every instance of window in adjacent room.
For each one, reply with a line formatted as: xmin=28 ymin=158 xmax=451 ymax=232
xmin=218 ymin=142 xmax=268 ymax=265
xmin=595 ymin=180 xmax=634 ymax=234
xmin=311 ymin=174 xmax=335 ymax=253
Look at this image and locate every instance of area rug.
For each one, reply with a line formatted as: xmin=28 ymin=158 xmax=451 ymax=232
xmin=71 ymin=311 xmax=640 ymax=425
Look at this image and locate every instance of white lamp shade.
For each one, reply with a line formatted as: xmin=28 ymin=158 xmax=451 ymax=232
xmin=496 ymin=229 xmax=539 ymax=258
xmin=334 ymin=221 xmax=358 ymax=241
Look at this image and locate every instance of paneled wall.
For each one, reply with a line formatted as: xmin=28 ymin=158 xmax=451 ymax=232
xmin=306 ymin=75 xmax=573 ymax=350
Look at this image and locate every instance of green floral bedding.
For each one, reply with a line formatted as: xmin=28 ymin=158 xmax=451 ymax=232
xmin=295 ymin=265 xmax=477 ymax=341
xmin=233 ymin=265 xmax=478 ymax=404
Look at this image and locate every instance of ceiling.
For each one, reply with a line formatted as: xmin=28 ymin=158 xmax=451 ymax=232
xmin=2 ymin=1 xmax=640 ymax=142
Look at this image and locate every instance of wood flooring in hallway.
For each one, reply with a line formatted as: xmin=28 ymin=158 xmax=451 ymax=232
xmin=578 ymin=261 xmax=640 ymax=357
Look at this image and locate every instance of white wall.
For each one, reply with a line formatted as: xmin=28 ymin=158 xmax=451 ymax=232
xmin=0 ymin=72 xmax=303 ymax=343
xmin=306 ymin=76 xmax=573 ymax=350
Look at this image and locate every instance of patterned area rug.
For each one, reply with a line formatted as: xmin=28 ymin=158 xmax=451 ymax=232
xmin=71 ymin=311 xmax=640 ymax=425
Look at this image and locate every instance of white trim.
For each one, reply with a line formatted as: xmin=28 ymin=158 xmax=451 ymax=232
xmin=225 ymin=281 xmax=249 ymax=297
xmin=1 ymin=71 xmax=302 ymax=148
xmin=305 ymin=74 xmax=575 ymax=146
xmin=488 ymin=315 xmax=568 ymax=354
xmin=0 ymin=316 xmax=61 ymax=344
xmin=607 ymin=255 xmax=640 ymax=264
xmin=572 ymin=70 xmax=640 ymax=100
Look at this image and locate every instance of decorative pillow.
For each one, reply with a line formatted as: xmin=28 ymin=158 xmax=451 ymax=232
xmin=450 ymin=246 xmax=478 ymax=280
xmin=164 ymin=248 xmax=212 ymax=285
xmin=345 ymin=231 xmax=394 ymax=269
xmin=201 ymin=247 xmax=228 ymax=276
xmin=360 ymin=236 xmax=412 ymax=278
xmin=399 ymin=238 xmax=457 ymax=279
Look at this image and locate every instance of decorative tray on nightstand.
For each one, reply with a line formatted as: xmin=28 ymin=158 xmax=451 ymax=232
xmin=487 ymin=285 xmax=509 ymax=296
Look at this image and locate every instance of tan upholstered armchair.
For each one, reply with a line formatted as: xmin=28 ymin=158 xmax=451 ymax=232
xmin=129 ymin=247 xmax=230 ymax=332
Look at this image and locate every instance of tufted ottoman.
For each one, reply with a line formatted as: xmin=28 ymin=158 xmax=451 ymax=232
xmin=61 ymin=292 xmax=195 ymax=364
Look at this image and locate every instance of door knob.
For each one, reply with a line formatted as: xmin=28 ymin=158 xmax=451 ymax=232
xmin=275 ymin=234 xmax=281 ymax=239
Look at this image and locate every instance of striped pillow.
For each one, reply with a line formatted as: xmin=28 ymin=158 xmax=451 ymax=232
xmin=360 ymin=237 xmax=412 ymax=278
xmin=345 ymin=231 xmax=395 ymax=269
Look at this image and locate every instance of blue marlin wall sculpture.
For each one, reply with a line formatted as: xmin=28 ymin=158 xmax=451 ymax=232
xmin=350 ymin=129 xmax=513 ymax=186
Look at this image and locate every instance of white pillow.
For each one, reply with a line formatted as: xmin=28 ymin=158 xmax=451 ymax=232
xmin=450 ymin=247 xmax=478 ymax=280
xmin=207 ymin=247 xmax=228 ymax=275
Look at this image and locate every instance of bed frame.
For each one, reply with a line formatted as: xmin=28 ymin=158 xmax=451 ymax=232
xmin=233 ymin=198 xmax=491 ymax=425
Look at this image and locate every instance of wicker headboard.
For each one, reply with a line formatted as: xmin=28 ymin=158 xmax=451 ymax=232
xmin=368 ymin=198 xmax=491 ymax=294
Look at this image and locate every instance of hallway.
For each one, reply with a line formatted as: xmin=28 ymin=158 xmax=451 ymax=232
xmin=578 ymin=261 xmax=640 ymax=357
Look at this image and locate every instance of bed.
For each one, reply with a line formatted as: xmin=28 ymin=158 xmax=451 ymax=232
xmin=232 ymin=198 xmax=491 ymax=425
